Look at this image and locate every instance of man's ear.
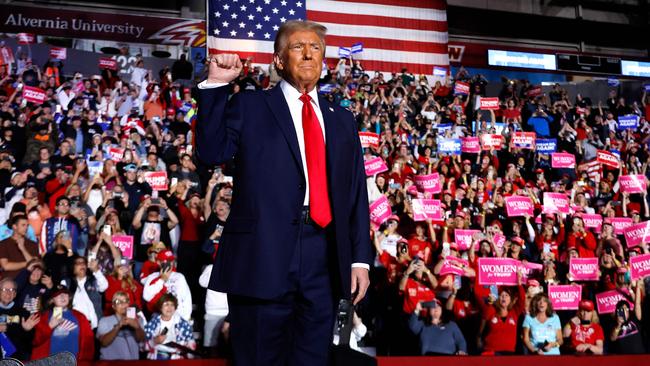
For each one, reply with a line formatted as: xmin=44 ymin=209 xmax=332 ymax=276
xmin=273 ymin=54 xmax=284 ymax=71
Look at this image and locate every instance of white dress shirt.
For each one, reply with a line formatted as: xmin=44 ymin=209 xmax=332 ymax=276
xmin=198 ymin=79 xmax=369 ymax=270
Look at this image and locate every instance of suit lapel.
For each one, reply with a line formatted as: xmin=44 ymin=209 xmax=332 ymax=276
xmin=265 ymin=85 xmax=304 ymax=177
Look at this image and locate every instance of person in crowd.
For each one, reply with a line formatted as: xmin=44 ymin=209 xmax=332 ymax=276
xmin=42 ymin=231 xmax=75 ymax=285
xmin=477 ymin=277 xmax=526 ymax=355
xmin=39 ymin=196 xmax=82 ymax=255
xmin=14 ymin=259 xmax=54 ymax=314
xmin=609 ymin=281 xmax=645 ymax=354
xmin=132 ymin=197 xmax=178 ymax=277
xmin=199 ymin=263 xmax=229 ymax=356
xmin=60 ymin=255 xmax=108 ymax=329
xmin=96 ymin=291 xmax=145 ymax=360
xmin=0 ymin=214 xmax=39 ymax=279
xmin=409 ymin=299 xmax=467 ymax=355
xmin=142 ymin=249 xmax=192 ymax=321
xmin=31 ymin=285 xmax=94 ymax=361
xmin=562 ymin=300 xmax=604 ymax=355
xmin=523 ymin=293 xmax=563 ymax=355
xmin=0 ymin=278 xmax=40 ymax=360
xmin=143 ymin=293 xmax=196 ymax=360
xmin=104 ymin=257 xmax=143 ymax=315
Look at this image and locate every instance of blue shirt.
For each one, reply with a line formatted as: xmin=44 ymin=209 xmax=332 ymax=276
xmin=527 ymin=115 xmax=552 ymax=137
xmin=50 ymin=310 xmax=80 ymax=357
xmin=523 ymin=313 xmax=561 ymax=355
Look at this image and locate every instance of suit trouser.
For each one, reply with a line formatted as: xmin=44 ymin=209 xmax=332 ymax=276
xmin=228 ymin=219 xmax=335 ymax=366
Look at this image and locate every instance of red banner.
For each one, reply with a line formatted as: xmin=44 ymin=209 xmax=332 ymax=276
xmin=21 ymin=86 xmax=46 ymax=105
xmin=17 ymin=32 xmax=35 ymax=44
xmin=98 ymin=57 xmax=118 ymax=70
xmin=479 ymin=97 xmax=499 ymax=110
xmin=359 ymin=132 xmax=380 ymax=149
xmin=480 ymin=134 xmax=503 ymax=150
xmin=144 ymin=171 xmax=169 ymax=191
xmin=596 ymin=150 xmax=620 ymax=169
xmin=461 ymin=137 xmax=480 ymax=153
xmin=526 ymin=86 xmax=542 ymax=97
xmin=49 ymin=47 xmax=67 ymax=60
xmin=511 ymin=132 xmax=536 ymax=149
xmin=0 ymin=47 xmax=15 ymax=65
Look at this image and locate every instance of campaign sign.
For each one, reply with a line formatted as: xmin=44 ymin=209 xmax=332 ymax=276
xmin=351 ymin=42 xmax=363 ymax=54
xmin=364 ymin=157 xmax=388 ymax=177
xmin=414 ymin=173 xmax=442 ymax=194
xmin=144 ymin=171 xmax=169 ymax=191
xmin=49 ymin=47 xmax=66 ymax=60
xmin=479 ymin=97 xmax=499 ymax=110
xmin=582 ymin=214 xmax=603 ymax=233
xmin=437 ymin=138 xmax=462 ymax=155
xmin=504 ymin=196 xmax=534 ymax=217
xmin=543 ymin=192 xmax=570 ymax=214
xmin=108 ymin=147 xmax=125 ymax=162
xmin=87 ymin=160 xmax=103 ymax=177
xmin=494 ymin=233 xmax=506 ymax=252
xmin=548 ymin=285 xmax=582 ymax=310
xmin=112 ymin=235 xmax=134 ymax=259
xmin=454 ymin=229 xmax=480 ymax=251
xmin=511 ymin=132 xmax=536 ymax=149
xmin=645 ymin=84 xmax=650 ymax=93
xmin=526 ymin=86 xmax=542 ymax=97
xmin=440 ymin=256 xmax=470 ymax=276
xmin=618 ymin=115 xmax=639 ymax=130
xmin=454 ymin=81 xmax=470 ymax=95
xmin=359 ymin=132 xmax=380 ymax=149
xmin=412 ymin=199 xmax=443 ymax=221
xmin=519 ymin=261 xmax=543 ymax=282
xmin=619 ymin=174 xmax=647 ymax=194
xmin=630 ymin=253 xmax=650 ymax=280
xmin=0 ymin=47 xmax=15 ymax=65
xmin=605 ymin=217 xmax=634 ymax=235
xmin=596 ymin=150 xmax=620 ymax=169
xmin=481 ymin=134 xmax=503 ymax=150
xmin=551 ymin=153 xmax=576 ymax=169
xmin=623 ymin=221 xmax=650 ymax=248
xmin=369 ymin=195 xmax=391 ymax=225
xmin=569 ymin=257 xmax=599 ymax=281
xmin=99 ymin=57 xmax=118 ymax=70
xmin=536 ymin=138 xmax=557 ymax=154
xmin=595 ymin=289 xmax=634 ymax=314
xmin=477 ymin=258 xmax=520 ymax=286
xmin=338 ymin=47 xmax=351 ymax=57
xmin=21 ymin=86 xmax=46 ymax=105
xmin=17 ymin=33 xmax=35 ymax=44
xmin=461 ymin=137 xmax=481 ymax=153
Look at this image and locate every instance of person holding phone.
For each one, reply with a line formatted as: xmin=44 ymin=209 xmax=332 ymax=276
xmin=31 ymin=285 xmax=94 ymax=361
xmin=609 ymin=282 xmax=645 ymax=354
xmin=143 ymin=293 xmax=195 ymax=360
xmin=96 ymin=291 xmax=145 ymax=360
xmin=60 ymin=255 xmax=108 ymax=330
xmin=142 ymin=250 xmax=192 ymax=321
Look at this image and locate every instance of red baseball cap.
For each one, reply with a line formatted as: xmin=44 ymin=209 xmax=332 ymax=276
xmin=579 ymin=300 xmax=594 ymax=311
xmin=156 ymin=249 xmax=176 ymax=262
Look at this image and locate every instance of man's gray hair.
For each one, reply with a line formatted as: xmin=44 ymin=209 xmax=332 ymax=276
xmin=273 ymin=20 xmax=327 ymax=77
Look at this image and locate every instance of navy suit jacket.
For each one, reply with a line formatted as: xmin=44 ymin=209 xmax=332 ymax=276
xmin=196 ymin=84 xmax=372 ymax=300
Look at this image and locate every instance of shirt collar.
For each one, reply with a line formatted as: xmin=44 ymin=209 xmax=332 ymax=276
xmin=280 ymin=80 xmax=320 ymax=111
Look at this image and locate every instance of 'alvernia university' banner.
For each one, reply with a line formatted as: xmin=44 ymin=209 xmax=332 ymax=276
xmin=1 ymin=5 xmax=206 ymax=47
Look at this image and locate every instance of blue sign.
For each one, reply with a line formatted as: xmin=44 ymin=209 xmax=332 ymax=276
xmin=487 ymin=50 xmax=556 ymax=70
xmin=621 ymin=60 xmax=650 ymax=77
xmin=435 ymin=123 xmax=453 ymax=132
xmin=607 ymin=78 xmax=620 ymax=87
xmin=437 ymin=138 xmax=462 ymax=155
xmin=618 ymin=115 xmax=639 ymax=130
xmin=319 ymin=84 xmax=335 ymax=94
xmin=351 ymin=42 xmax=363 ymax=54
xmin=338 ymin=47 xmax=351 ymax=58
xmin=645 ymin=84 xmax=650 ymax=92
xmin=536 ymin=138 xmax=557 ymax=153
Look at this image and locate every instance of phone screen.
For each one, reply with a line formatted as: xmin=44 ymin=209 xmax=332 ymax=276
xmin=53 ymin=307 xmax=63 ymax=319
xmin=126 ymin=307 xmax=136 ymax=319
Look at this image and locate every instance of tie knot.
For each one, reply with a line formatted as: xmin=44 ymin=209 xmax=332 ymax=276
xmin=299 ymin=93 xmax=312 ymax=104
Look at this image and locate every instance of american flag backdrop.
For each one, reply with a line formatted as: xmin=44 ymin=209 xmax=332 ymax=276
xmin=207 ymin=0 xmax=449 ymax=75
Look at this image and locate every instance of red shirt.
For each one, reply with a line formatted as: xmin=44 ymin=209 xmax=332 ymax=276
xmin=569 ymin=322 xmax=604 ymax=350
xmin=378 ymin=251 xmax=407 ymax=284
xmin=502 ymin=108 xmax=521 ymax=121
xmin=407 ymin=237 xmax=433 ymax=264
xmin=104 ymin=276 xmax=144 ymax=315
xmin=402 ymin=277 xmax=435 ymax=314
xmin=177 ymin=198 xmax=205 ymax=242
xmin=481 ymin=285 xmax=526 ymax=353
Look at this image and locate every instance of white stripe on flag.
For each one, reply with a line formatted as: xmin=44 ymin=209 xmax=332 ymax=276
xmin=307 ymin=0 xmax=447 ymax=21
xmin=320 ymin=22 xmax=448 ymax=43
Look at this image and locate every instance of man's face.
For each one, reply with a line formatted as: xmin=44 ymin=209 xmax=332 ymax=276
xmin=57 ymin=199 xmax=70 ymax=215
xmin=112 ymin=296 xmax=129 ymax=316
xmin=0 ymin=283 xmax=17 ymax=305
xmin=12 ymin=219 xmax=28 ymax=237
xmin=276 ymin=30 xmax=323 ymax=91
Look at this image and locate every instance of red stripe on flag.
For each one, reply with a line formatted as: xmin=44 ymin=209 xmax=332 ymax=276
xmin=307 ymin=10 xmax=448 ymax=32
xmin=337 ymin=0 xmax=447 ymax=10
xmin=325 ymin=35 xmax=448 ymax=54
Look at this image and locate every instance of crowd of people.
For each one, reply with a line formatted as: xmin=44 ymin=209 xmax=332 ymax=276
xmin=0 ymin=41 xmax=649 ymax=361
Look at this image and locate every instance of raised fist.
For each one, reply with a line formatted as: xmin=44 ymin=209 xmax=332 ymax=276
xmin=207 ymin=54 xmax=243 ymax=84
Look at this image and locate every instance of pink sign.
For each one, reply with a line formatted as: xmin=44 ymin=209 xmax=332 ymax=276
xmin=49 ymin=47 xmax=67 ymax=60
xmin=569 ymin=258 xmax=599 ymax=281
xmin=519 ymin=261 xmax=543 ymax=282
xmin=369 ymin=195 xmax=391 ymax=225
xmin=504 ymin=196 xmax=534 ymax=217
xmin=479 ymin=97 xmax=499 ymax=110
xmin=630 ymin=253 xmax=650 ymax=280
xmin=414 ymin=173 xmax=442 ymax=194
xmin=481 ymin=134 xmax=503 ymax=150
xmin=543 ymin=192 xmax=570 ymax=214
xmin=477 ymin=258 xmax=520 ymax=285
xmin=596 ymin=150 xmax=619 ymax=168
xmin=582 ymin=214 xmax=603 ymax=233
xmin=511 ymin=132 xmax=536 ymax=149
xmin=108 ymin=147 xmax=125 ymax=162
xmin=22 ymin=86 xmax=46 ymax=105
xmin=595 ymin=289 xmax=634 ymax=314
xmin=364 ymin=157 xmax=388 ymax=177
xmin=454 ymin=229 xmax=479 ymax=251
xmin=99 ymin=57 xmax=118 ymax=70
xmin=112 ymin=235 xmax=134 ymax=259
xmin=551 ymin=153 xmax=576 ymax=168
xmin=605 ymin=217 xmax=634 ymax=235
xmin=359 ymin=132 xmax=380 ymax=149
xmin=461 ymin=137 xmax=480 ymax=153
xmin=619 ymin=175 xmax=647 ymax=194
xmin=494 ymin=234 xmax=506 ymax=252
xmin=144 ymin=171 xmax=169 ymax=191
xmin=439 ymin=256 xmax=470 ymax=276
xmin=17 ymin=33 xmax=35 ymax=44
xmin=412 ymin=199 xmax=443 ymax=221
xmin=548 ymin=285 xmax=582 ymax=310
xmin=623 ymin=221 xmax=650 ymax=248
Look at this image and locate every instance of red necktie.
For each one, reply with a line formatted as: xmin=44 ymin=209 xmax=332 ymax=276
xmin=299 ymin=93 xmax=332 ymax=227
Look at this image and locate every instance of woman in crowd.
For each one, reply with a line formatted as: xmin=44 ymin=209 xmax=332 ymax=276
xmin=144 ymin=293 xmax=196 ymax=359
xmin=523 ymin=293 xmax=563 ymax=355
xmin=103 ymin=257 xmax=143 ymax=315
xmin=408 ymin=299 xmax=467 ymax=355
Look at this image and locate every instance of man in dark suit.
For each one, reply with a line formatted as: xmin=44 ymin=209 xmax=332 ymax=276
xmin=195 ymin=21 xmax=372 ymax=366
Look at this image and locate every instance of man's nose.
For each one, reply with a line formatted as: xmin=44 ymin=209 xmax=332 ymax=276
xmin=302 ymin=46 xmax=313 ymax=60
